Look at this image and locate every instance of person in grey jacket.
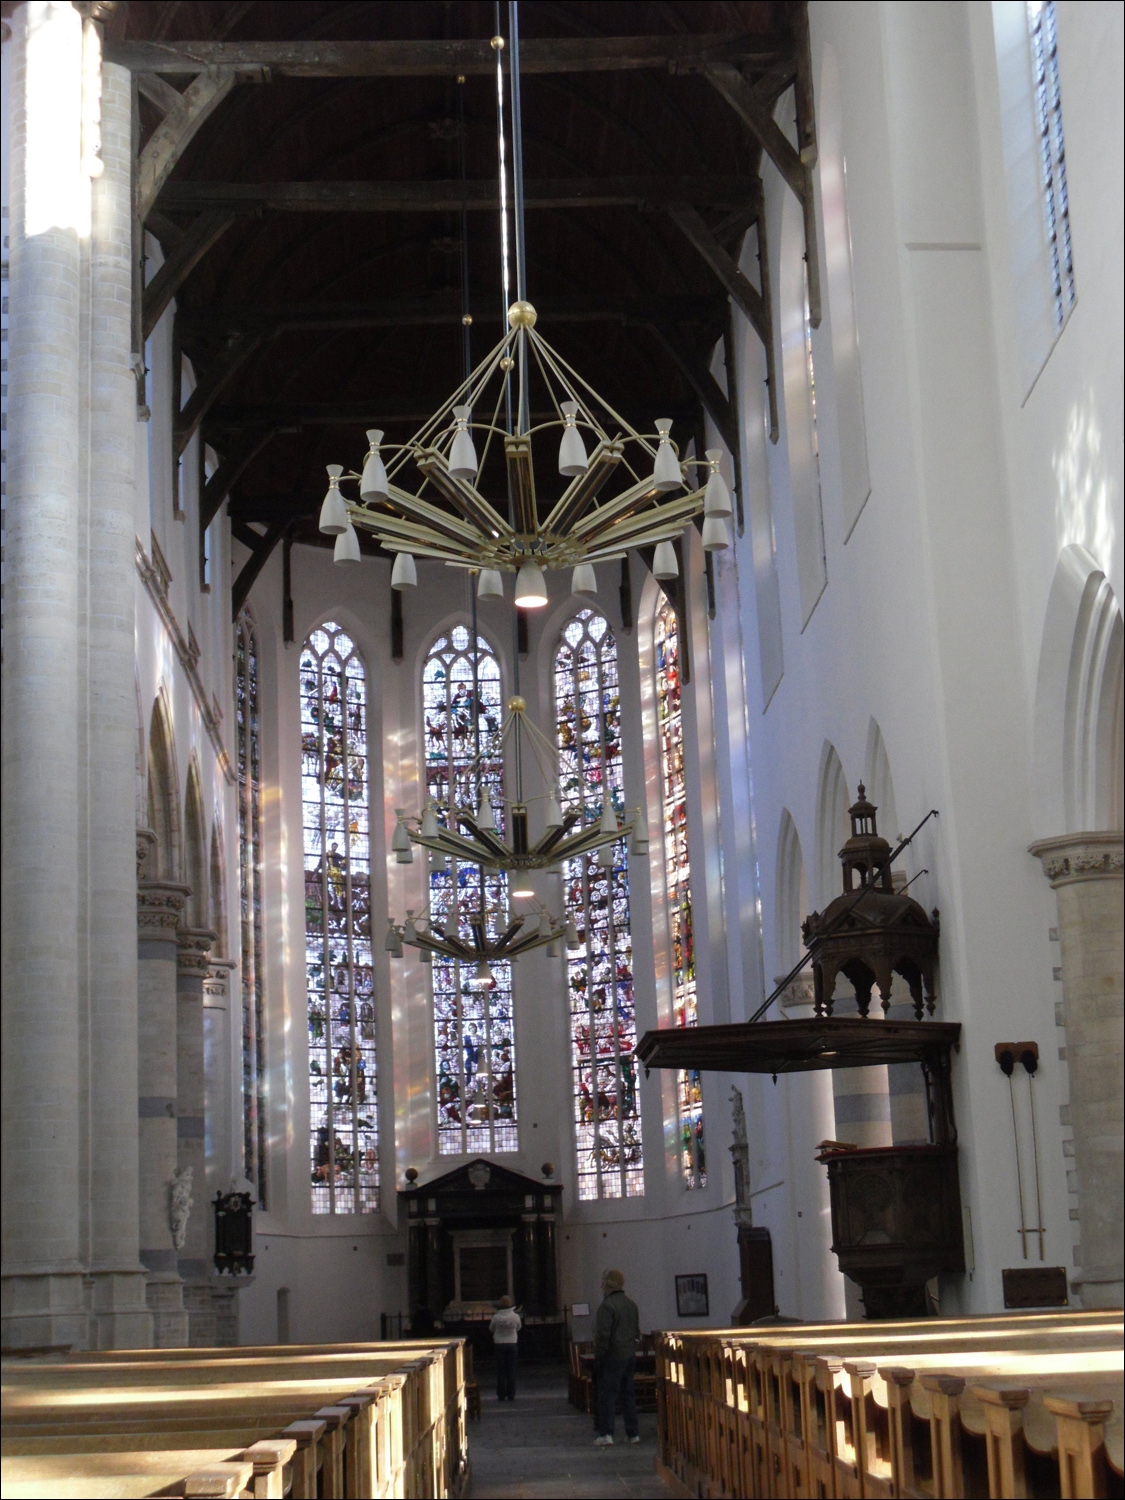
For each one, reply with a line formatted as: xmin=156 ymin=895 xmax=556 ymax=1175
xmin=592 ymin=1269 xmax=641 ymax=1445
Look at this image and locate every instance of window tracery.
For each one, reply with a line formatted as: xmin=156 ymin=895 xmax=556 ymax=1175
xmin=423 ymin=626 xmax=517 ymax=1155
xmin=1028 ymin=0 xmax=1075 ymax=328
xmin=654 ymin=600 xmax=706 ymax=1188
xmin=300 ymin=621 xmax=378 ymax=1213
xmin=555 ymin=609 xmax=643 ymax=1200
xmin=234 ymin=611 xmax=267 ymax=1204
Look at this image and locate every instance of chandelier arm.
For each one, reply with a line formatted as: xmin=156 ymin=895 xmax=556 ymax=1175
xmin=379 ymin=485 xmax=485 ymax=544
xmin=528 ymin=331 xmax=659 ymax=458
xmin=382 ymin=331 xmax=513 ymax=484
xmin=472 ymin=333 xmax=518 ymax=482
xmin=357 ymin=514 xmax=476 ymax=553
xmin=539 ymin=439 xmax=626 ymax=537
xmin=529 ymin=814 xmax=583 ymax=859
xmin=565 ymin=474 xmax=666 ymax=542
xmin=453 ymin=818 xmax=511 ymax=862
xmin=580 ymin=499 xmax=705 ymax=554
xmin=526 ymin=330 xmax=614 ymax=447
xmin=414 ymin=450 xmax=516 ymax=539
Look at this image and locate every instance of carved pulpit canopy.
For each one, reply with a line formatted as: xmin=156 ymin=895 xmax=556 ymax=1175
xmin=802 ymin=786 xmax=940 ymax=1019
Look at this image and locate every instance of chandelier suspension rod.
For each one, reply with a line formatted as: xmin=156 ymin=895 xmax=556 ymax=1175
xmin=508 ymin=0 xmax=530 ymax=438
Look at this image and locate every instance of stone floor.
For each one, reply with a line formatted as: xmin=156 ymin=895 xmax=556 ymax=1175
xmin=467 ymin=1363 xmax=677 ymax=1499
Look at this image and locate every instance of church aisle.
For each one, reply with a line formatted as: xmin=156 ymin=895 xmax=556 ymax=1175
xmin=468 ymin=1365 xmax=675 ymax=1499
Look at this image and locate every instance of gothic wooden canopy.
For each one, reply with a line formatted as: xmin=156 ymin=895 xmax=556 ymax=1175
xmin=82 ymin=1 xmax=819 ymax=613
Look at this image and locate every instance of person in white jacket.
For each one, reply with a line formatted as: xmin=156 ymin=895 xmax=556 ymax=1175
xmin=489 ymin=1294 xmax=522 ymax=1401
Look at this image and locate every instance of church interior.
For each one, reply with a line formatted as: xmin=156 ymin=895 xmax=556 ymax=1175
xmin=1 ymin=1 xmax=1122 ymax=1496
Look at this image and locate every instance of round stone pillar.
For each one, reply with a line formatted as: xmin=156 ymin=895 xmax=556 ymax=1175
xmin=1030 ymin=833 xmax=1124 ymax=1309
xmin=138 ymin=879 xmax=190 ymax=1347
xmin=86 ymin=53 xmax=152 ymax=1349
xmin=177 ymin=928 xmax=216 ymax=1345
xmin=1 ymin=0 xmax=87 ymax=1352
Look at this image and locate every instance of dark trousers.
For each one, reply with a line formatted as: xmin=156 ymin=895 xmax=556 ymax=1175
xmin=495 ymin=1343 xmax=518 ymax=1400
xmin=595 ymin=1355 xmax=638 ymax=1438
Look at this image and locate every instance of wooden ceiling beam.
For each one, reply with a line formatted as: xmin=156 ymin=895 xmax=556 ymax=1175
xmin=159 ymin=176 xmax=758 ymax=214
xmin=180 ymin=293 xmax=724 ymax=336
xmin=143 ymin=209 xmax=237 ymax=340
xmin=108 ymin=34 xmax=783 ymax=79
xmin=231 ymin=517 xmax=287 ymax=620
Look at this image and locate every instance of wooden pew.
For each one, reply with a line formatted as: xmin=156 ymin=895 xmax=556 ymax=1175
xmin=2 ymin=1340 xmax=468 ymax=1500
xmin=654 ymin=1313 xmax=1123 ymax=1500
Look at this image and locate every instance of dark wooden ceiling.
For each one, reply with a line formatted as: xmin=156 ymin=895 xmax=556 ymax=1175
xmin=97 ymin=1 xmax=801 ymax=558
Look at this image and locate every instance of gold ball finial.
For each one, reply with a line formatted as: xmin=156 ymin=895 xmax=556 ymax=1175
xmin=508 ymin=695 xmax=527 ymax=713
xmin=507 ymin=300 xmax=537 ymax=329
xmin=499 ymin=356 xmax=514 ymax=371
xmin=462 ymin=314 xmax=473 ymax=326
xmin=490 ymin=35 xmax=505 ymax=50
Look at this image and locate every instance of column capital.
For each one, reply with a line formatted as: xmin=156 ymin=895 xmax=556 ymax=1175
xmin=1029 ymin=832 xmax=1124 ymax=887
xmin=776 ymin=973 xmax=816 ymax=1015
xmin=177 ymin=927 xmax=217 ymax=978
xmin=137 ymin=880 xmax=190 ymax=935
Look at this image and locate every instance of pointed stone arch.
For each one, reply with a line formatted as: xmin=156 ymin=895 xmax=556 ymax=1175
xmin=775 ymin=808 xmax=809 ymax=972
xmin=863 ymin=719 xmax=900 ymax=847
xmin=184 ymin=756 xmax=208 ymax=928
xmin=209 ymin=815 xmax=228 ymax=959
xmin=1034 ymin=545 xmax=1125 ymax=834
xmin=147 ymin=688 xmax=182 ymax=881
xmin=814 ymin=741 xmax=850 ymax=909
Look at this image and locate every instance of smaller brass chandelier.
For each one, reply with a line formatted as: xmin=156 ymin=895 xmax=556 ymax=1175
xmin=390 ymin=694 xmax=645 ymax=876
xmin=386 ymin=891 xmax=571 ymax=975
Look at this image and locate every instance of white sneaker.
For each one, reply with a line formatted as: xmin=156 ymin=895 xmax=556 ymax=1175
xmin=593 ymin=1434 xmax=614 ymax=1446
xmin=628 ymin=1436 xmax=641 ymax=1445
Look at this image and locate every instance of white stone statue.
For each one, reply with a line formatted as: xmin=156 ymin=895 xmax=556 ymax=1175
xmin=170 ymin=1166 xmax=194 ymax=1251
xmin=729 ymin=1085 xmax=747 ymax=1147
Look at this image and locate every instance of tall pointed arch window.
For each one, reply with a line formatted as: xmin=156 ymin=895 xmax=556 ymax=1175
xmin=234 ymin=611 xmax=267 ymax=1203
xmin=555 ymin=610 xmax=643 ymax=1200
xmin=654 ymin=599 xmax=706 ymax=1188
xmin=300 ymin=622 xmax=378 ymax=1214
xmin=1028 ymin=0 xmax=1075 ymax=328
xmin=423 ymin=626 xmax=517 ymax=1155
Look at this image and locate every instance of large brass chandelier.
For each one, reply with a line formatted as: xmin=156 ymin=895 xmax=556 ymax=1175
xmin=316 ymin=299 xmax=734 ymax=600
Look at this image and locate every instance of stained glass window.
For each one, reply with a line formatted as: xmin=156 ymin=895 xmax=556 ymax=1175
xmin=654 ymin=599 xmax=706 ymax=1188
xmin=555 ymin=610 xmax=643 ymax=1200
xmin=234 ymin=611 xmax=267 ymax=1204
xmin=423 ymin=626 xmax=517 ymax=1155
xmin=300 ymin=622 xmax=378 ymax=1214
xmin=1028 ymin=1 xmax=1075 ymax=329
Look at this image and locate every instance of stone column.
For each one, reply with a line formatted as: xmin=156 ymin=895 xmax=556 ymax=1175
xmin=1030 ymin=833 xmax=1124 ymax=1309
xmin=177 ymin=928 xmax=216 ymax=1345
xmin=138 ymin=879 xmax=190 ymax=1346
xmin=1 ymin=0 xmax=87 ymax=1352
xmin=203 ymin=958 xmax=239 ymax=1346
xmin=85 ymin=51 xmax=152 ymax=1349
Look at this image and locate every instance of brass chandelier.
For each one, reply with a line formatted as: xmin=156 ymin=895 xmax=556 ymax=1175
xmin=316 ymin=299 xmax=734 ymax=600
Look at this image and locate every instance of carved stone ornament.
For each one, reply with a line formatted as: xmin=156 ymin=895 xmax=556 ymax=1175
xmin=468 ymin=1162 xmax=491 ymax=1191
xmin=136 ymin=827 xmax=158 ymax=877
xmin=137 ymin=880 xmax=190 ymax=933
xmin=170 ymin=1166 xmax=194 ymax=1252
xmin=1029 ymin=833 xmax=1125 ymax=887
xmin=177 ymin=927 xmax=217 ymax=978
xmin=729 ymin=1084 xmax=747 ymax=1148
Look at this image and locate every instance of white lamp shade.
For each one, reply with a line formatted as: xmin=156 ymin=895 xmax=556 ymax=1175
xmin=703 ymin=451 xmax=733 ymax=517
xmin=476 ymin=791 xmax=496 ymax=830
xmin=559 ymin=401 xmax=588 ymax=477
xmin=565 ymin=917 xmax=580 ymax=946
xmin=477 ymin=568 xmax=504 ymax=600
xmin=652 ymin=419 xmax=682 ymax=491
xmin=701 ymin=514 xmax=730 ymax=552
xmin=473 ymin=959 xmax=493 ymax=986
xmin=571 ymin=562 xmax=597 ymax=598
xmin=631 ymin=829 xmax=650 ymax=857
xmin=515 ymin=558 xmax=548 ymax=608
xmin=390 ymin=551 xmax=417 ymax=589
xmin=319 ymin=472 xmax=349 ymax=535
xmin=334 ymin=522 xmax=361 ymax=564
xmin=545 ymin=789 xmax=563 ymax=830
xmin=391 ymin=816 xmax=411 ymax=853
xmin=419 ymin=947 xmax=432 ymax=964
xmin=599 ymin=801 xmax=619 ymax=836
xmin=449 ymin=405 xmax=478 ymax=479
xmin=384 ymin=921 xmax=402 ymax=953
xmin=444 ymin=905 xmax=461 ymax=939
xmin=596 ymin=842 xmax=616 ymax=868
xmin=546 ymin=940 xmax=560 ymax=958
xmin=421 ymin=803 xmax=440 ymax=839
xmin=652 ymin=539 xmax=679 ymax=579
xmin=360 ymin=430 xmax=389 ymax=501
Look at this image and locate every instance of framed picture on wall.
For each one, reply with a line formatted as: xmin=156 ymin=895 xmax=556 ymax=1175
xmin=675 ymin=1273 xmax=709 ymax=1317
